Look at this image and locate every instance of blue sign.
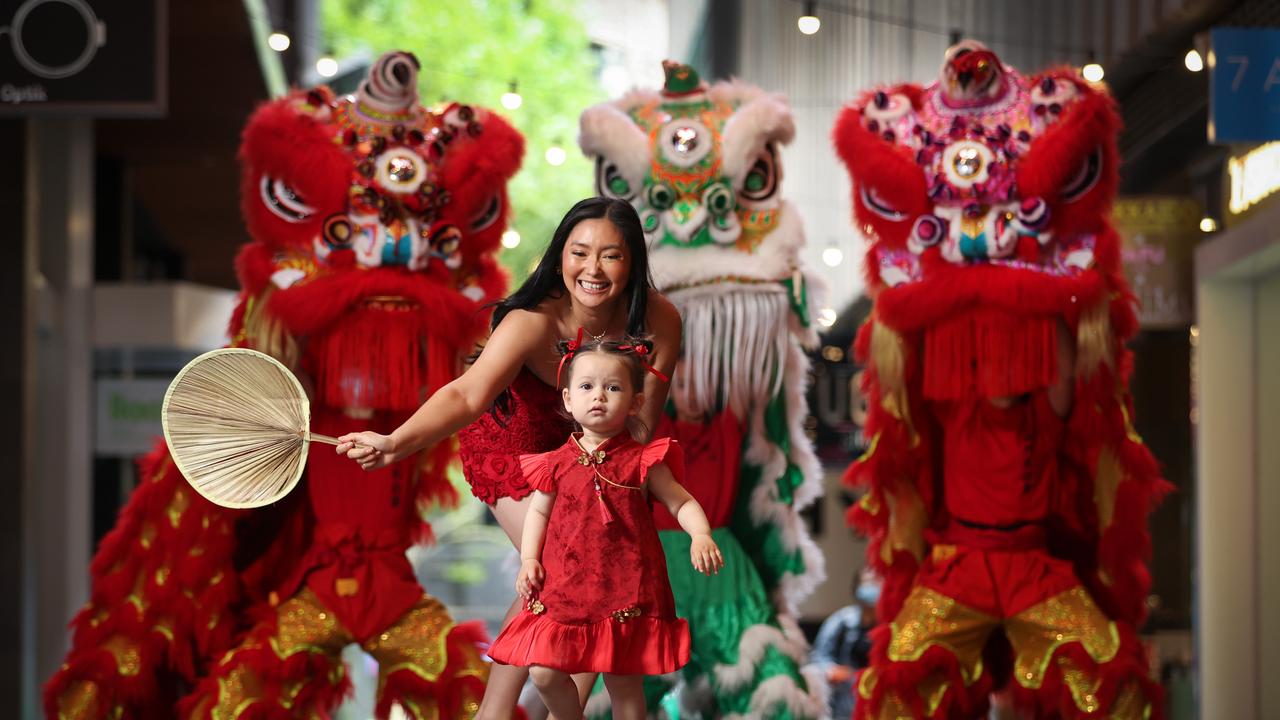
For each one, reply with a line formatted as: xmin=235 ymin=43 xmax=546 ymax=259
xmin=1210 ymin=28 xmax=1280 ymax=144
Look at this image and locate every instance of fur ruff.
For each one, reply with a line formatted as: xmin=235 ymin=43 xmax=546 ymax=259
xmin=720 ymin=673 xmax=828 ymax=720
xmin=743 ymin=341 xmax=827 ymax=612
xmin=720 ymin=92 xmax=795 ymax=186
xmin=713 ymin=623 xmax=808 ymax=691
xmin=578 ymin=103 xmax=654 ymax=190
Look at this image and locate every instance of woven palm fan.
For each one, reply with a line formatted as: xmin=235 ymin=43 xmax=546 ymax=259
xmin=162 ymin=348 xmax=341 ymax=508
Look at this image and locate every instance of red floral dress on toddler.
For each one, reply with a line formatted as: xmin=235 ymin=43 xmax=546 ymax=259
xmin=487 ymin=433 xmax=692 ymax=675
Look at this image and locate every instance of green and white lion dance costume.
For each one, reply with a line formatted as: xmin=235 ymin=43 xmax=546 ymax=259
xmin=577 ymin=61 xmax=828 ymax=720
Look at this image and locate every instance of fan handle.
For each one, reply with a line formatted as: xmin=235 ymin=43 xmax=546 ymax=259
xmin=306 ymin=431 xmax=342 ymax=446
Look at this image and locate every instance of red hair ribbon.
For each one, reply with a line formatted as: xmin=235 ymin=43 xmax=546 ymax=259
xmin=555 ymin=326 xmax=585 ymax=388
xmin=618 ymin=343 xmax=670 ymax=383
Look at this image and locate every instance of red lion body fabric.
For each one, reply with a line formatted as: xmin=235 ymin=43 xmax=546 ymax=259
xmin=45 ymin=51 xmax=522 ymax=720
xmin=833 ymin=42 xmax=1169 ymax=719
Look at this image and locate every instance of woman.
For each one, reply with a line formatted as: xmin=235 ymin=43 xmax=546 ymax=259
xmin=337 ymin=196 xmax=681 ymax=720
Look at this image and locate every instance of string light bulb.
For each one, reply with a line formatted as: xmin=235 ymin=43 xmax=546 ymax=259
xmin=821 ymin=245 xmax=843 ymax=267
xmin=315 ymin=57 xmax=338 ymax=78
xmin=502 ymin=229 xmax=521 ymax=248
xmin=797 ymin=1 xmax=820 ymax=35
xmin=545 ymin=145 xmax=567 ymax=166
xmin=1185 ymin=49 xmax=1204 ymax=72
xmin=268 ymin=32 xmax=290 ymax=52
xmin=1199 ymin=216 xmax=1217 ymax=233
xmin=501 ymin=81 xmax=522 ymax=110
xmin=1081 ymin=53 xmax=1104 ymax=83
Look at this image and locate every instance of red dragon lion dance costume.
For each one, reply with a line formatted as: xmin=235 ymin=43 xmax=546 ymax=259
xmin=833 ymin=42 xmax=1169 ymax=719
xmin=45 ymin=51 xmax=522 ymax=719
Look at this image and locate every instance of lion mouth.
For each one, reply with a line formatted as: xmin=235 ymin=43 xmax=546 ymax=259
xmin=361 ymin=295 xmax=420 ymax=311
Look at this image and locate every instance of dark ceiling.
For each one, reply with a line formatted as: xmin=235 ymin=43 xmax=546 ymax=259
xmin=95 ymin=1 xmax=270 ymax=289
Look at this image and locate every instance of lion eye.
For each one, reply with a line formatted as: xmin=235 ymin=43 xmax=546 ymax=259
xmin=259 ymin=176 xmax=316 ymax=223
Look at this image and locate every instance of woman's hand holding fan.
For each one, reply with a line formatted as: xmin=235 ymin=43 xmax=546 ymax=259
xmin=335 ymin=431 xmax=398 ymax=470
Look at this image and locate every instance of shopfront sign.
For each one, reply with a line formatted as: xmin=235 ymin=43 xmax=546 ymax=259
xmin=1209 ymin=28 xmax=1280 ymax=143
xmin=1114 ymin=197 xmax=1199 ymax=329
xmin=94 ymin=378 xmax=168 ymax=456
xmin=0 ymin=0 xmax=166 ymax=116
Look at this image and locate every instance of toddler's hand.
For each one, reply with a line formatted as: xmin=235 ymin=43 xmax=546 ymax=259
xmin=516 ymin=558 xmax=545 ymax=598
xmin=690 ymin=533 xmax=723 ymax=576
xmin=335 ymin=431 xmax=395 ymax=470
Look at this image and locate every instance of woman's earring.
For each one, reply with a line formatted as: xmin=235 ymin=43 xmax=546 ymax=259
xmin=555 ymin=266 xmax=561 ymax=274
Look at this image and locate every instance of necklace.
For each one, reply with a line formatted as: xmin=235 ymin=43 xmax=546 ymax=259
xmin=584 ymin=327 xmax=607 ymax=342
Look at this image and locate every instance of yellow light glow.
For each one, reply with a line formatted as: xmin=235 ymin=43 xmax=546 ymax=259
xmin=268 ymin=32 xmax=291 ymax=52
xmin=1184 ymin=49 xmax=1203 ymax=72
xmin=315 ymin=57 xmax=338 ymax=78
xmin=1082 ymin=63 xmax=1105 ymax=82
xmin=502 ymin=230 xmax=521 ymax=248
xmin=797 ymin=15 xmax=820 ymax=35
xmin=1228 ymin=141 xmax=1280 ymax=215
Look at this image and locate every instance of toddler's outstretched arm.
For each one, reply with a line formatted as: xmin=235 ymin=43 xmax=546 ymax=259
xmin=648 ymin=462 xmax=724 ymax=575
xmin=516 ymin=490 xmax=556 ymax=598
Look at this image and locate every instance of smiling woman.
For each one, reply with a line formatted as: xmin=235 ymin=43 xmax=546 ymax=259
xmin=336 ymin=196 xmax=682 ymax=720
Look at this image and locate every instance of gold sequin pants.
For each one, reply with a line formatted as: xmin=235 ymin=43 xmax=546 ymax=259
xmin=182 ymin=588 xmax=488 ymax=719
xmin=855 ymin=546 xmax=1159 ymax=719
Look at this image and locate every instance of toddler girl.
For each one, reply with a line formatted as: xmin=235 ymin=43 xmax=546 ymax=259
xmin=487 ymin=336 xmax=723 ymax=720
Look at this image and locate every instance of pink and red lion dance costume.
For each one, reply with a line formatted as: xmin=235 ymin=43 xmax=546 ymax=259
xmin=834 ymin=42 xmax=1168 ymax=719
xmin=45 ymin=51 xmax=522 ymax=719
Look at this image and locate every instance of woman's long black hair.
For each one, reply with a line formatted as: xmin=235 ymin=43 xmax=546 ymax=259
xmin=488 ymin=196 xmax=655 ymax=418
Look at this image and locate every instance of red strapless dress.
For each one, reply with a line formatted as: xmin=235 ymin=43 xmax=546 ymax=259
xmin=457 ymin=367 xmax=573 ymax=505
xmin=487 ymin=434 xmax=691 ymax=675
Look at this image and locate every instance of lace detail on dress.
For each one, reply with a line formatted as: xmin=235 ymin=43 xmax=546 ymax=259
xmin=458 ymin=367 xmax=573 ymax=504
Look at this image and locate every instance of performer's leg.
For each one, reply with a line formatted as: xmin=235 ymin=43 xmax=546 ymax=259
xmin=854 ymin=583 xmax=998 ymax=720
xmin=364 ymin=593 xmax=490 ymax=720
xmin=602 ymin=674 xmax=646 ymax=720
xmin=179 ymin=588 xmax=351 ymax=719
xmin=531 ymin=666 xmax=586 ymax=720
xmin=1004 ymin=586 xmax=1160 ymax=719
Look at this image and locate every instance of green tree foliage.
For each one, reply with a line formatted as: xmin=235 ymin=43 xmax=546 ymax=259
xmin=322 ymin=0 xmax=602 ymax=284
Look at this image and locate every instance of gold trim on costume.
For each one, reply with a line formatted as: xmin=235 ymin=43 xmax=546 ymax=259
xmin=882 ymin=485 xmax=928 ymax=565
xmin=870 ymin=321 xmax=917 ymax=443
xmin=1075 ymin=301 xmax=1114 ymax=377
xmin=919 ymin=673 xmax=951 ymax=716
xmin=1094 ymin=446 xmax=1123 ymax=530
xmin=1109 ymin=681 xmax=1153 ymax=719
xmin=1056 ymin=655 xmax=1104 ymax=713
xmin=363 ymin=596 xmax=453 ymax=684
xmin=888 ymin=586 xmax=991 ymax=685
xmin=1005 ymin=587 xmax=1120 ymax=689
xmin=57 ymin=681 xmax=103 ymax=720
xmin=857 ymin=666 xmax=878 ymax=700
xmin=267 ymin=588 xmax=350 ymax=660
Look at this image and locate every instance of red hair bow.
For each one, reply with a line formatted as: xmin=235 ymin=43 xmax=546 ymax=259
xmin=618 ymin=343 xmax=669 ymax=383
xmin=555 ymin=327 xmax=585 ymax=388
